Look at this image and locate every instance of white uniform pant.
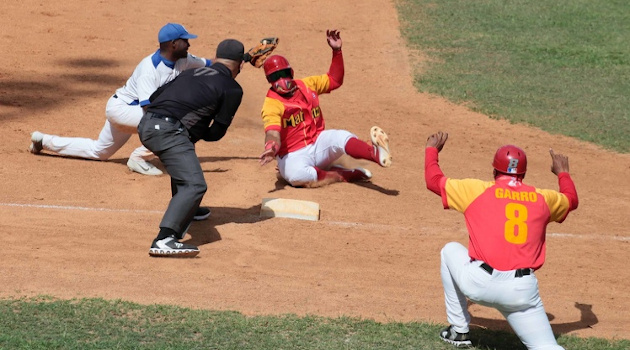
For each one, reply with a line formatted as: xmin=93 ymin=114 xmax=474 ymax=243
xmin=440 ymin=242 xmax=564 ymax=350
xmin=277 ymin=129 xmax=355 ymax=186
xmin=41 ymin=96 xmax=153 ymax=161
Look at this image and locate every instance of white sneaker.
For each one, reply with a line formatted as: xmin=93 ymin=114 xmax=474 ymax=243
xmin=29 ymin=131 xmax=44 ymax=154
xmin=127 ymin=158 xmax=163 ymax=176
xmin=370 ymin=126 xmax=392 ymax=167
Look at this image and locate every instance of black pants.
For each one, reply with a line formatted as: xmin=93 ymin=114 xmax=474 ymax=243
xmin=138 ymin=113 xmax=207 ymax=236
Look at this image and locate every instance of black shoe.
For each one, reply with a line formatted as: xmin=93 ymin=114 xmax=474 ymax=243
xmin=193 ymin=207 xmax=211 ymax=221
xmin=149 ymin=236 xmax=199 ymax=258
xmin=439 ymin=325 xmax=472 ymax=348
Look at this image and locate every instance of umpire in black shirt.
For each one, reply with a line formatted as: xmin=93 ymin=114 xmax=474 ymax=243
xmin=138 ymin=39 xmax=245 ymax=257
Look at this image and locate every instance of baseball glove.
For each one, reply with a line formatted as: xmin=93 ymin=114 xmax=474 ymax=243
xmin=243 ymin=37 xmax=279 ymax=68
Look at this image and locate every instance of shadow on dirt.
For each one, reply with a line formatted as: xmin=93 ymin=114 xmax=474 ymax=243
xmin=0 ymin=58 xmax=125 ymax=121
xmin=468 ymin=302 xmax=597 ymax=349
xmin=267 ymin=176 xmax=400 ymax=195
xmin=184 ymin=204 xmax=269 ymax=248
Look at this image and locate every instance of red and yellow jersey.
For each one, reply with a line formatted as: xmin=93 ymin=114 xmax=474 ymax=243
xmin=261 ymin=74 xmax=331 ymax=157
xmin=440 ymin=177 xmax=572 ymax=270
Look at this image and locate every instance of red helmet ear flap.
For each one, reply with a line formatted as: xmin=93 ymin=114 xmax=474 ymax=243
xmin=492 ymin=145 xmax=527 ymax=174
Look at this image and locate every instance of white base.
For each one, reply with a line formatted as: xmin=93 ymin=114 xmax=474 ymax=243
xmin=260 ymin=198 xmax=320 ymax=221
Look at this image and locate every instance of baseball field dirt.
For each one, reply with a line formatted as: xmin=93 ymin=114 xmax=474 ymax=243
xmin=1 ymin=0 xmax=629 ymax=342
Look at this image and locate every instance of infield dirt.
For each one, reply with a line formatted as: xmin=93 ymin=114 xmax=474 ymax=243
xmin=1 ymin=0 xmax=629 ymax=341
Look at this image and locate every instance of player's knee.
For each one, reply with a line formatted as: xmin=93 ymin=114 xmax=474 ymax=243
xmin=284 ymin=170 xmax=317 ymax=187
xmin=192 ymin=181 xmax=207 ymax=195
xmin=441 ymin=242 xmax=462 ymax=256
xmin=93 ymin=149 xmax=114 ymax=161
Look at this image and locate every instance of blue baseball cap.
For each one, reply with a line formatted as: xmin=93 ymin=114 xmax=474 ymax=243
xmin=158 ymin=23 xmax=198 ymax=43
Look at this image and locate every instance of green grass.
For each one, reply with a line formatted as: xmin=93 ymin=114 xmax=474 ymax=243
xmin=396 ymin=0 xmax=630 ymax=153
xmin=1 ymin=297 xmax=628 ymax=349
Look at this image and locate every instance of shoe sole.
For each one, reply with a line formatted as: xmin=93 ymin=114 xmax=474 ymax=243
xmin=440 ymin=337 xmax=472 ymax=348
xmin=193 ymin=212 xmax=211 ymax=221
xmin=370 ymin=126 xmax=392 ymax=167
xmin=149 ymin=248 xmax=199 ymax=258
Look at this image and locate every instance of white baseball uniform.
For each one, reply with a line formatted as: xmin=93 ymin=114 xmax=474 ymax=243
xmin=277 ymin=129 xmax=355 ymax=184
xmin=39 ymin=50 xmax=210 ymax=162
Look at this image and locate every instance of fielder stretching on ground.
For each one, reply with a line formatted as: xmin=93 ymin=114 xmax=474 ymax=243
xmin=29 ymin=23 xmax=211 ymax=176
xmin=258 ymin=29 xmax=392 ymax=187
xmin=424 ymin=131 xmax=578 ymax=349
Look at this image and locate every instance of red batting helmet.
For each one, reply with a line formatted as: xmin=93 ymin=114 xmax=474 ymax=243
xmin=492 ymin=145 xmax=527 ymax=175
xmin=263 ymin=55 xmax=297 ymax=95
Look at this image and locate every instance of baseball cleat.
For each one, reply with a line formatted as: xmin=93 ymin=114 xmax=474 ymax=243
xmin=370 ymin=126 xmax=392 ymax=167
xmin=149 ymin=236 xmax=199 ymax=258
xmin=439 ymin=325 xmax=472 ymax=348
xmin=330 ymin=165 xmax=372 ymax=182
xmin=127 ymin=157 xmax=163 ymax=176
xmin=193 ymin=206 xmax=211 ymax=221
xmin=29 ymin=131 xmax=44 ymax=154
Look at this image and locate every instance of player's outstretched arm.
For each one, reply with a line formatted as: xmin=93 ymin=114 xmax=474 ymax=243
xmin=550 ymin=148 xmax=579 ymax=211
xmin=424 ymin=131 xmax=448 ymax=196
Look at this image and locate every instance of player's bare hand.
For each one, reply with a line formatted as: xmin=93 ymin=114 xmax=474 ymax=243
xmin=426 ymin=131 xmax=448 ymax=152
xmin=326 ymin=30 xmax=342 ymax=51
xmin=259 ymin=149 xmax=276 ymax=166
xmin=550 ymin=148 xmax=570 ymax=175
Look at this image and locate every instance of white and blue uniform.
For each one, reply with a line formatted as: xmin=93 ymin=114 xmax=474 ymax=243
xmin=38 ymin=51 xmax=210 ymax=165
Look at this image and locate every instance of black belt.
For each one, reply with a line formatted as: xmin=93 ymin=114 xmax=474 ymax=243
xmin=148 ymin=113 xmax=180 ymax=125
xmin=480 ymin=263 xmax=532 ymax=278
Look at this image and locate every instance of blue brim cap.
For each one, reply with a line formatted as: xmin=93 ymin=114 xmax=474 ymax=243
xmin=158 ymin=23 xmax=198 ymax=43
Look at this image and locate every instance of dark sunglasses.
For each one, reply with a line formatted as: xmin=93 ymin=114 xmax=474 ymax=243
xmin=267 ymin=69 xmax=292 ymax=82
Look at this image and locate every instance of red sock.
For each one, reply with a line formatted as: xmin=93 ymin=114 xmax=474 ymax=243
xmin=315 ymin=167 xmax=328 ymax=181
xmin=344 ymin=137 xmax=376 ymax=163
xmin=315 ymin=166 xmax=344 ymax=183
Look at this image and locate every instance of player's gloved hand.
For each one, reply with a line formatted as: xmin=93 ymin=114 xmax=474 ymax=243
xmin=243 ymin=38 xmax=279 ymax=68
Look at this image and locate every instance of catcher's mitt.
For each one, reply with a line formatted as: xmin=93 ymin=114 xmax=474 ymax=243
xmin=243 ymin=37 xmax=279 ymax=68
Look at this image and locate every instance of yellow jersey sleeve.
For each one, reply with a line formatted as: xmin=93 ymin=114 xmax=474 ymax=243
xmin=261 ymin=97 xmax=286 ymax=131
xmin=444 ymin=179 xmax=494 ymax=213
xmin=301 ymin=74 xmax=331 ymax=95
xmin=537 ymin=189 xmax=570 ymax=222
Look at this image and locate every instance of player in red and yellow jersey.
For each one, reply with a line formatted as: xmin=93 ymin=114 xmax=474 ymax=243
xmin=424 ymin=131 xmax=578 ymax=349
xmin=258 ymin=29 xmax=392 ymax=187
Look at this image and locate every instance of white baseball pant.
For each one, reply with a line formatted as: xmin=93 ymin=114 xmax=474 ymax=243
xmin=440 ymin=242 xmax=564 ymax=350
xmin=277 ymin=129 xmax=355 ymax=185
xmin=40 ymin=95 xmax=153 ymax=161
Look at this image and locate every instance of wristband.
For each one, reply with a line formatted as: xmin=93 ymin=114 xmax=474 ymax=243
xmin=265 ymin=140 xmax=279 ymax=156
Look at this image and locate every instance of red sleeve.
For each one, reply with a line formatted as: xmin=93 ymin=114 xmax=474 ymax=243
xmin=326 ymin=49 xmax=344 ymax=90
xmin=558 ymin=172 xmax=579 ymax=211
xmin=425 ymin=147 xmax=446 ymax=196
